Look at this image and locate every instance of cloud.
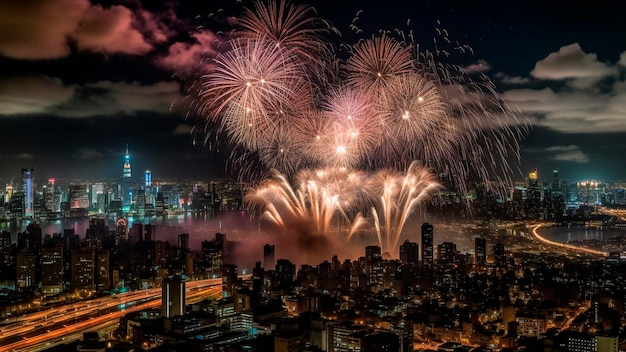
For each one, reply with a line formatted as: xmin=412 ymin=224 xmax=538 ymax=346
xmin=156 ymin=31 xmax=223 ymax=79
xmin=14 ymin=153 xmax=36 ymax=160
xmin=52 ymin=80 xmax=184 ymax=117
xmin=0 ymin=75 xmax=74 ymax=115
xmin=502 ymin=44 xmax=626 ymax=134
xmin=544 ymin=145 xmax=590 ymax=163
xmin=71 ymin=148 xmax=105 ymax=160
xmin=173 ymin=124 xmax=193 ymax=135
xmin=495 ymin=73 xmax=531 ymax=85
xmin=0 ymin=0 xmax=168 ymax=60
xmin=530 ymin=43 xmax=616 ymax=80
xmin=0 ymin=0 xmax=88 ymax=59
xmin=71 ymin=4 xmax=152 ymax=56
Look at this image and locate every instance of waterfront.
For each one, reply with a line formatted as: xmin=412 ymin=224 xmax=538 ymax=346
xmin=2 ymin=215 xmax=625 ymax=269
xmin=536 ymin=223 xmax=626 ymax=243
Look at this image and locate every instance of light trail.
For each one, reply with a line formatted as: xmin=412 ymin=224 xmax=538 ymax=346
xmin=531 ymin=224 xmax=608 ymax=257
xmin=1 ymin=279 xmax=222 ymax=352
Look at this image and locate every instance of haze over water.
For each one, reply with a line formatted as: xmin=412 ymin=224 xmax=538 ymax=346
xmin=3 ymin=215 xmax=624 ymax=269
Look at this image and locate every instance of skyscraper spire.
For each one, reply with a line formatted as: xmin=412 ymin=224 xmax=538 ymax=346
xmin=123 ymin=143 xmax=131 ymax=179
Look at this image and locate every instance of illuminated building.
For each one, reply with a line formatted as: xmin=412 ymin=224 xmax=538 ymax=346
xmin=274 ymin=258 xmax=295 ymax=291
xmin=144 ymin=170 xmax=153 ymax=207
xmin=437 ymin=241 xmax=457 ymax=265
xmin=494 ymin=243 xmax=506 ymax=267
xmin=21 ymin=168 xmax=34 ymax=219
xmin=18 ymin=222 xmax=42 ymax=253
xmin=85 ymin=217 xmax=107 ymax=249
xmin=123 ymin=143 xmax=132 ymax=178
xmin=526 ymin=169 xmax=542 ymax=219
xmin=222 ymin=264 xmax=238 ymax=297
xmin=329 ymin=321 xmax=363 ymax=352
xmin=43 ymin=178 xmax=55 ymax=214
xmin=421 ymin=223 xmax=434 ymax=268
xmin=69 ymin=247 xmax=111 ymax=293
xmin=122 ymin=143 xmax=132 ymax=210
xmin=71 ymin=248 xmax=96 ymax=292
xmin=15 ymin=249 xmax=36 ymax=291
xmin=263 ymin=243 xmax=275 ymax=270
xmin=399 ymin=240 xmax=418 ymax=267
xmin=41 ymin=243 xmax=64 ymax=296
xmin=0 ymin=231 xmax=11 ymax=268
xmin=114 ymin=217 xmax=127 ymax=246
xmin=162 ymin=276 xmax=186 ymax=318
xmin=95 ymin=249 xmax=110 ymax=292
xmin=12 ymin=254 xmax=34 ymax=292
xmin=202 ymin=235 xmax=224 ymax=278
xmin=474 ymin=237 xmax=486 ymax=266
xmin=68 ymin=184 xmax=89 ymax=217
xmin=515 ymin=314 xmax=546 ymax=337
xmin=4 ymin=182 xmax=13 ymax=204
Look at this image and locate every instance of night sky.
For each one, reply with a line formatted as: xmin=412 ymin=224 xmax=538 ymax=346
xmin=2 ymin=0 xmax=626 ymax=184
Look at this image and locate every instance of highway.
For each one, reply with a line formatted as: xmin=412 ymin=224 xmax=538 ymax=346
xmin=0 ymin=278 xmax=222 ymax=352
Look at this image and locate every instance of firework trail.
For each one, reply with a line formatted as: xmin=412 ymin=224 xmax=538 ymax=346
xmin=188 ymin=0 xmax=530 ymax=260
xmin=244 ymin=167 xmax=367 ymax=263
xmin=364 ymin=162 xmax=441 ymax=257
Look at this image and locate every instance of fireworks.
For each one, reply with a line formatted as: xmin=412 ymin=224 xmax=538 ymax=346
xmin=365 ymin=162 xmax=441 ymax=257
xmin=189 ymin=0 xmax=530 ymax=260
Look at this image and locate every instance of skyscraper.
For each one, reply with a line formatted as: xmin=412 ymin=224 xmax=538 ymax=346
xmin=122 ymin=144 xmax=132 ymax=209
xmin=475 ymin=237 xmax=486 ymax=266
xmin=21 ymin=168 xmax=34 ymax=219
xmin=421 ymin=223 xmax=434 ymax=268
xmin=494 ymin=243 xmax=506 ymax=267
xmin=16 ymin=249 xmax=36 ymax=292
xmin=437 ymin=241 xmax=457 ymax=264
xmin=263 ymin=243 xmax=275 ymax=270
xmin=123 ymin=143 xmax=131 ymax=179
xmin=162 ymin=276 xmax=186 ymax=318
xmin=399 ymin=240 xmax=419 ymax=267
xmin=41 ymin=243 xmax=64 ymax=296
xmin=0 ymin=231 xmax=11 ymax=269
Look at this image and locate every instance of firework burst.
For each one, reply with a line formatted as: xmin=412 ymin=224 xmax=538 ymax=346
xmin=189 ymin=0 xmax=530 ymax=261
xmin=364 ymin=162 xmax=441 ymax=257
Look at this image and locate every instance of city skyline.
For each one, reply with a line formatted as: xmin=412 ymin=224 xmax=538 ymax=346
xmin=2 ymin=1 xmax=626 ymax=182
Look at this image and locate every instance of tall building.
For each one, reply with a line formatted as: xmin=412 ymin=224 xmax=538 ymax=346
xmin=122 ymin=144 xmax=132 ymax=209
xmin=365 ymin=245 xmax=381 ymax=260
xmin=399 ymin=240 xmax=419 ymax=267
xmin=68 ymin=184 xmax=89 ymax=217
xmin=85 ymin=217 xmax=107 ymax=248
xmin=421 ymin=223 xmax=434 ymax=268
xmin=437 ymin=241 xmax=457 ymax=264
xmin=162 ymin=276 xmax=186 ymax=318
xmin=494 ymin=243 xmax=506 ymax=267
xmin=222 ymin=264 xmax=238 ymax=297
xmin=95 ymin=249 xmax=110 ymax=292
xmin=21 ymin=168 xmax=34 ymax=219
xmin=144 ymin=170 xmax=153 ymax=207
xmin=474 ymin=237 xmax=486 ymax=266
xmin=202 ymin=234 xmax=224 ymax=278
xmin=43 ymin=178 xmax=56 ymax=214
xmin=72 ymin=248 xmax=95 ymax=292
xmin=114 ymin=217 xmax=127 ymax=247
xmin=263 ymin=243 xmax=275 ymax=270
xmin=15 ymin=249 xmax=36 ymax=291
xmin=41 ymin=244 xmax=64 ymax=296
xmin=0 ymin=231 xmax=11 ymax=269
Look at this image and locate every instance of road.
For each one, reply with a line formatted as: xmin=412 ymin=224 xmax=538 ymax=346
xmin=0 ymin=278 xmax=223 ymax=352
xmin=530 ymin=223 xmax=608 ymax=257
